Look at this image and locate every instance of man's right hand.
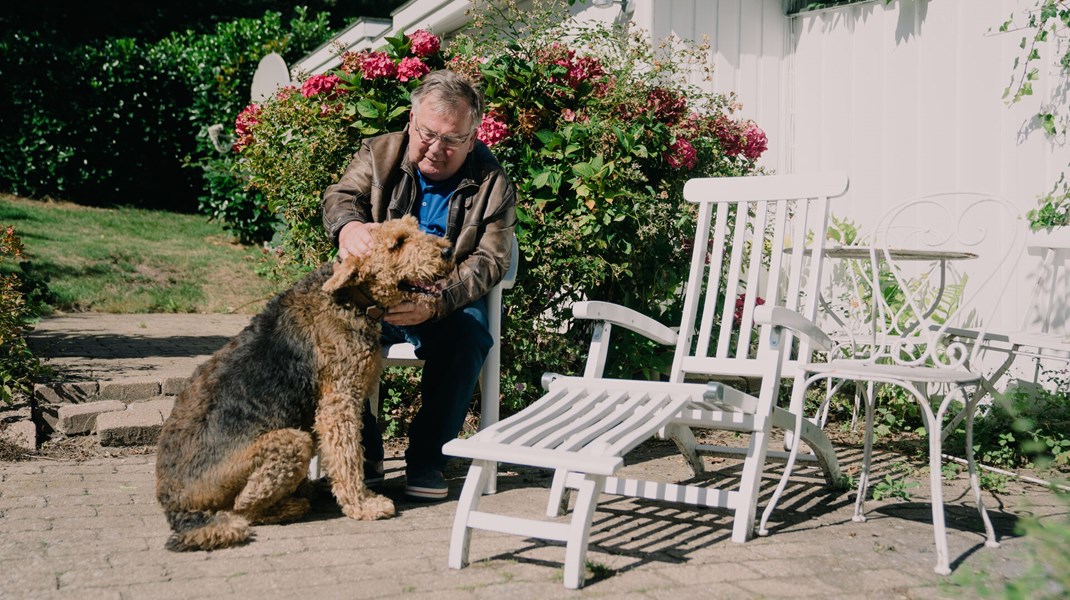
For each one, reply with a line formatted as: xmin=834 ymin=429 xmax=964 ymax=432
xmin=337 ymin=221 xmax=381 ymax=259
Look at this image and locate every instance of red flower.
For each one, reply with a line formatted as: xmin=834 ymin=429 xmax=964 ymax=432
xmin=713 ymin=114 xmax=745 ymax=157
xmin=477 ymin=112 xmax=510 ymax=147
xmin=734 ymin=294 xmax=766 ymax=326
xmin=408 ymin=29 xmax=441 ymax=57
xmin=647 ymin=86 xmax=688 ymax=125
xmin=538 ymin=44 xmax=605 ymax=91
xmin=233 ymin=103 xmax=261 ymax=152
xmin=301 ymin=74 xmax=343 ymax=99
xmin=665 ymin=138 xmax=698 ymax=170
xmin=742 ymin=121 xmax=768 ymax=160
xmin=360 ymin=51 xmax=398 ymax=80
xmin=566 ymin=55 xmax=605 ymax=88
xmin=397 ymin=56 xmax=430 ymax=82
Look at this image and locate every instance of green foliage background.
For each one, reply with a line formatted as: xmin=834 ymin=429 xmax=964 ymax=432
xmin=0 ymin=7 xmax=335 ymax=215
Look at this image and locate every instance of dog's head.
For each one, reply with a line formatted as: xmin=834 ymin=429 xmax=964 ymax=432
xmin=322 ymin=215 xmax=453 ymax=311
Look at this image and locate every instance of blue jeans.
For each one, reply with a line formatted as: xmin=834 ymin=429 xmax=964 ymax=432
xmin=361 ymin=296 xmax=493 ymax=473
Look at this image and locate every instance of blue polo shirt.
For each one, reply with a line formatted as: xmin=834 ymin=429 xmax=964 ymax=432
xmin=416 ymin=170 xmax=462 ymax=238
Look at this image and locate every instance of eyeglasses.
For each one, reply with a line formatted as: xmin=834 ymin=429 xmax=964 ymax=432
xmin=412 ymin=116 xmax=472 ymax=149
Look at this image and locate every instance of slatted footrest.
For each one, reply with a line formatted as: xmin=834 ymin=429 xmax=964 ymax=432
xmin=444 ymin=376 xmax=711 ymax=475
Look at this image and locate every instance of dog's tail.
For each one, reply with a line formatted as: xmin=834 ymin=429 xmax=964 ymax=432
xmin=164 ymin=509 xmax=251 ymax=552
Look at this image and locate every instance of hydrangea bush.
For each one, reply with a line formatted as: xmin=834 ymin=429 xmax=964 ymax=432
xmin=235 ymin=31 xmax=446 ymax=265
xmin=235 ymin=0 xmax=768 ymax=410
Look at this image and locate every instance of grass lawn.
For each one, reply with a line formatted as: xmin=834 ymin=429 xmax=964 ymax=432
xmin=1 ymin=195 xmax=287 ymax=314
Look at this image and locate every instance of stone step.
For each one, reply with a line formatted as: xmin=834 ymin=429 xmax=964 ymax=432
xmin=97 ymin=397 xmax=175 ymax=447
xmin=29 ymin=395 xmax=177 ymax=447
xmin=27 ymin=377 xmax=187 ymax=447
xmin=33 ymin=376 xmax=191 ymax=405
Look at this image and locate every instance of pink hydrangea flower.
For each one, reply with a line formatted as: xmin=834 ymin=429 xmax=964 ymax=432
xmin=361 ymin=51 xmax=398 ymax=80
xmin=408 ymin=29 xmax=441 ymax=57
xmin=713 ymin=115 xmax=745 ymax=157
xmin=648 ymin=86 xmax=688 ymax=125
xmin=742 ymin=121 xmax=768 ymax=160
xmin=538 ymin=44 xmax=606 ymax=91
xmin=276 ymin=85 xmax=298 ymax=101
xmin=665 ymin=137 xmax=698 ymax=170
xmin=301 ymin=74 xmax=343 ymax=99
xmin=566 ymin=55 xmax=605 ymax=88
xmin=477 ymin=112 xmax=510 ymax=147
xmin=233 ymin=103 xmax=261 ymax=152
xmin=397 ymin=56 xmax=430 ymax=82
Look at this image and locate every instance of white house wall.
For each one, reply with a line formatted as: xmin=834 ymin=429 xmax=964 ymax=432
xmin=655 ymin=0 xmax=1070 ymax=338
xmin=788 ymin=0 xmax=1070 ymax=339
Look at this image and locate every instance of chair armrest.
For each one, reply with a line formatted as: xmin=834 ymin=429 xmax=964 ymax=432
xmin=572 ymin=301 xmax=678 ymax=345
xmin=753 ymin=305 xmax=833 ymax=352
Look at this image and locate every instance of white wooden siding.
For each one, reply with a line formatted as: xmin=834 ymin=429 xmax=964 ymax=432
xmin=645 ymin=0 xmax=1070 ymax=334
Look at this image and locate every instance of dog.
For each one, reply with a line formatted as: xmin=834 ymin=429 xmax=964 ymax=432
xmin=155 ymin=215 xmax=452 ymax=551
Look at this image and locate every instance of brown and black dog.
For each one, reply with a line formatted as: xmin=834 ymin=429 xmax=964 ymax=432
xmin=156 ymin=215 xmax=451 ymax=551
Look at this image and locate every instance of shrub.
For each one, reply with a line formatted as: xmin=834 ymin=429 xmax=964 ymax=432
xmin=0 ymin=8 xmax=333 ymax=221
xmin=0 ymin=226 xmax=45 ymax=405
xmin=954 ymin=372 xmax=1070 ymax=473
xmin=236 ymin=31 xmax=447 ymax=264
xmin=235 ymin=0 xmax=768 ymax=411
xmin=161 ymin=8 xmax=335 ymax=240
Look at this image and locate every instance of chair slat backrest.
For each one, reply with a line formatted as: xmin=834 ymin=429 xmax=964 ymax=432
xmin=672 ymin=173 xmax=849 ymax=384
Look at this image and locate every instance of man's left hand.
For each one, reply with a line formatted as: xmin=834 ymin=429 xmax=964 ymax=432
xmin=384 ymin=301 xmax=434 ymax=326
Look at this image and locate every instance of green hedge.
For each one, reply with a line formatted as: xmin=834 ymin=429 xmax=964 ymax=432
xmin=0 ymin=8 xmax=333 ymax=218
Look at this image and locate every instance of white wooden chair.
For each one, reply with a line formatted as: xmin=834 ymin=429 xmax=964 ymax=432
xmin=776 ymin=193 xmax=1024 ymax=575
xmin=308 ymin=233 xmax=519 ymax=492
xmin=443 ymin=172 xmax=849 ymax=589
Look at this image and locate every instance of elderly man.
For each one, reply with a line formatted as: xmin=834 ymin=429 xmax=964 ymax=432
xmin=321 ymin=69 xmax=517 ymax=501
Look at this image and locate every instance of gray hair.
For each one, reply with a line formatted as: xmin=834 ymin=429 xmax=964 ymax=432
xmin=410 ymin=70 xmax=484 ymax=133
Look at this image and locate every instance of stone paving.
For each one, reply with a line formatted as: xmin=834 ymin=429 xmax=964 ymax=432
xmin=1 ymin=313 xmax=1064 ymax=598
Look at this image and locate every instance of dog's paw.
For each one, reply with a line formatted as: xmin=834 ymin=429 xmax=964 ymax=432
xmin=342 ymin=493 xmax=396 ymax=520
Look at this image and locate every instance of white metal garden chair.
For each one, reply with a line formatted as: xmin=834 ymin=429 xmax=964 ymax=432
xmin=442 ymin=172 xmax=849 ymax=589
xmin=772 ymin=193 xmax=1024 ymax=575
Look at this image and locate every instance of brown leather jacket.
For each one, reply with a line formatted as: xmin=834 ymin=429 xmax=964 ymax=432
xmin=322 ymin=128 xmax=517 ymax=320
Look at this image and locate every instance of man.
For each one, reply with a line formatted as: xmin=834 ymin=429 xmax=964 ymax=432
xmin=321 ymin=69 xmax=517 ymax=501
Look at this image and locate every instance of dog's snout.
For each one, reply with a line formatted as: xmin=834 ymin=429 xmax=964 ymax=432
xmin=441 ymin=247 xmax=453 ymax=262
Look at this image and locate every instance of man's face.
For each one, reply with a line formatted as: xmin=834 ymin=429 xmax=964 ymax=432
xmin=407 ymin=103 xmax=477 ymax=181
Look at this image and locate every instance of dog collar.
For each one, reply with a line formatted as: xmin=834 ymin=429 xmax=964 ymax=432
xmin=348 ymin=287 xmax=386 ymax=322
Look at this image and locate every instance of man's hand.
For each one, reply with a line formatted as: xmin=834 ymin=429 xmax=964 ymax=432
xmin=337 ymin=221 xmax=380 ymax=259
xmin=384 ymin=301 xmax=434 ymax=326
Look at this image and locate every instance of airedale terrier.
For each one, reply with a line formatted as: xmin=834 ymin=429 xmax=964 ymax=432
xmin=155 ymin=216 xmax=451 ymax=552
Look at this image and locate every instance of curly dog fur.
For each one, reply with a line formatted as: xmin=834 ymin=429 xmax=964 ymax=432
xmin=155 ymin=216 xmax=451 ymax=551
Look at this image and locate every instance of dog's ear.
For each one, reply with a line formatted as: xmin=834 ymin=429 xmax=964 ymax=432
xmin=322 ymin=255 xmax=366 ymax=293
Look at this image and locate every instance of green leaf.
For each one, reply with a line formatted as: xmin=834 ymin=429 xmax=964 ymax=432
xmin=536 ymin=130 xmax=562 ymax=150
xmin=356 ymin=99 xmax=381 ymax=118
xmin=572 ymin=162 xmax=596 ymax=178
xmin=532 ymin=170 xmax=552 ymax=189
xmin=1040 ymin=112 xmax=1056 ymax=137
